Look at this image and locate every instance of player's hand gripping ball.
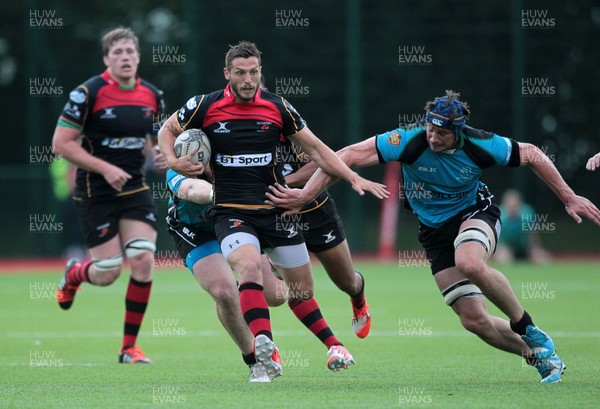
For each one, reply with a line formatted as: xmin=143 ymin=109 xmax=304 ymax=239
xmin=174 ymin=129 xmax=211 ymax=166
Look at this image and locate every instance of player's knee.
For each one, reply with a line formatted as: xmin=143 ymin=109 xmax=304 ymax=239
xmin=125 ymin=237 xmax=156 ymax=270
xmin=124 ymin=237 xmax=156 ymax=257
xmin=93 ymin=267 xmax=122 ymax=285
xmin=207 ymin=281 xmax=238 ymax=305
xmin=454 ymin=254 xmax=487 ymax=280
xmin=459 ymin=311 xmax=493 ymax=336
xmin=235 ymin=258 xmax=262 ymax=281
xmin=92 ymin=255 xmax=123 ymax=285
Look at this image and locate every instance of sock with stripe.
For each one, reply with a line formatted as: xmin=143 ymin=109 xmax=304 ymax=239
xmin=239 ymin=282 xmax=272 ymax=340
xmin=66 ymin=260 xmax=93 ymax=286
xmin=288 ymin=297 xmax=341 ymax=349
xmin=122 ymin=277 xmax=152 ymax=349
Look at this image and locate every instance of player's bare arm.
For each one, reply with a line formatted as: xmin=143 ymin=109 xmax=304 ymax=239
xmin=174 ymin=178 xmax=213 ymax=205
xmin=267 ymin=136 xmax=387 ymax=210
xmin=585 ymin=152 xmax=600 ymax=171
xmin=157 ymin=113 xmax=205 ymax=177
xmin=288 ymin=128 xmax=388 ymax=198
xmin=519 ymin=142 xmax=600 ymax=226
xmin=52 ymin=125 xmax=131 ymax=192
xmin=284 ymin=157 xmax=318 ymax=188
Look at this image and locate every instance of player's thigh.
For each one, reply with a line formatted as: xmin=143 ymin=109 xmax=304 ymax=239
xmin=118 ymin=219 xmax=157 ymax=245
xmin=313 ymin=239 xmax=355 ymax=280
xmin=88 ymin=234 xmax=123 ymax=261
xmin=227 ymin=243 xmax=263 ymax=283
xmin=191 ymin=252 xmax=238 ymax=299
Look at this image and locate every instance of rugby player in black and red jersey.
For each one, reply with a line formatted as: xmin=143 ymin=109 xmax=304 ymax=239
xmin=276 ymin=138 xmax=372 ymax=339
xmin=158 ymin=41 xmax=388 ymax=378
xmin=52 ymin=27 xmax=164 ymax=364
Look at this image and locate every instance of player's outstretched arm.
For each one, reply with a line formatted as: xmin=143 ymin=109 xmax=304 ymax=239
xmin=288 ymin=128 xmax=388 ymax=198
xmin=52 ymin=125 xmax=131 ymax=192
xmin=586 ymin=152 xmax=600 ymax=171
xmin=519 ymin=142 xmax=600 ymax=226
xmin=157 ymin=113 xmax=205 ymax=177
xmin=267 ymin=136 xmax=387 ymax=211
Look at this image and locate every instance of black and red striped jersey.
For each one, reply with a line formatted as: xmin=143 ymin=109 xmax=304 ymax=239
xmin=58 ymin=70 xmax=164 ymax=199
xmin=176 ymin=84 xmax=306 ymax=208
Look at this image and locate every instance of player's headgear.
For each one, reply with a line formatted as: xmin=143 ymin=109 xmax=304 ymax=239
xmin=425 ymin=91 xmax=468 ymax=142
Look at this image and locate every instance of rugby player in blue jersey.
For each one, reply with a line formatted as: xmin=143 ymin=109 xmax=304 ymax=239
xmin=267 ymin=90 xmax=600 ymax=383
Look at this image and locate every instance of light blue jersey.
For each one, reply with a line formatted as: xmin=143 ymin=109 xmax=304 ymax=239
xmin=376 ymin=125 xmax=520 ymax=228
xmin=166 ymin=169 xmax=213 ymax=232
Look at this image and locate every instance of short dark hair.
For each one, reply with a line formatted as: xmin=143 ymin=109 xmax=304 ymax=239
xmin=424 ymin=90 xmax=471 ymax=117
xmin=225 ymin=41 xmax=262 ymax=70
xmin=101 ymin=27 xmax=139 ymax=56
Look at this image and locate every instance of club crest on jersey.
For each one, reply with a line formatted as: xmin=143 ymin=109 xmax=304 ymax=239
xmin=387 ymin=131 xmax=400 ymax=145
xmin=69 ymin=89 xmax=86 ymax=104
xmin=100 ymin=108 xmax=117 ymax=119
xmin=214 ymin=122 xmax=231 ymax=133
xmin=186 ymin=97 xmax=198 ymax=110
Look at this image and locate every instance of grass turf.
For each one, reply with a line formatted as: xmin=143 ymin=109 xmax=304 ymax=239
xmin=1 ymin=261 xmax=599 ymax=408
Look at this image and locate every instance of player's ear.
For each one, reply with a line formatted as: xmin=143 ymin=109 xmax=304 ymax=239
xmin=223 ymin=67 xmax=230 ymax=80
xmin=103 ymin=54 xmax=110 ymax=67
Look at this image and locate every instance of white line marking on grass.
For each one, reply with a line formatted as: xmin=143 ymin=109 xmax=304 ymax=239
xmin=6 ymin=330 xmax=600 ymax=338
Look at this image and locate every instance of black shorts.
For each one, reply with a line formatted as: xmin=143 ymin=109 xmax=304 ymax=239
xmin=417 ymin=204 xmax=501 ymax=275
xmin=75 ymin=190 xmax=157 ymax=248
xmin=300 ymin=195 xmax=346 ymax=253
xmin=209 ymin=206 xmax=306 ymax=249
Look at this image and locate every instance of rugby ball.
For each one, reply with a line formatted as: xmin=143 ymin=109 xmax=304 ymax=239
xmin=174 ymin=129 xmax=211 ymax=166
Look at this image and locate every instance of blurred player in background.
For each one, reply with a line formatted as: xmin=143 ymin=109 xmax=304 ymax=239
xmin=158 ymin=41 xmax=388 ymax=378
xmin=267 ymin=90 xmax=600 ymax=383
xmin=163 ymin=166 xmax=369 ymax=381
xmin=494 ymin=189 xmax=551 ymax=264
xmin=52 ymin=27 xmax=164 ymax=364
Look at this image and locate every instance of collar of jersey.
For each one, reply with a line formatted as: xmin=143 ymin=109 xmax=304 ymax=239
xmin=101 ymin=69 xmax=140 ymax=90
xmin=224 ymin=83 xmax=261 ymax=103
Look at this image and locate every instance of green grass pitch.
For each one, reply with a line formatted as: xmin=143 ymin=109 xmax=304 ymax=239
xmin=1 ymin=261 xmax=599 ymax=408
